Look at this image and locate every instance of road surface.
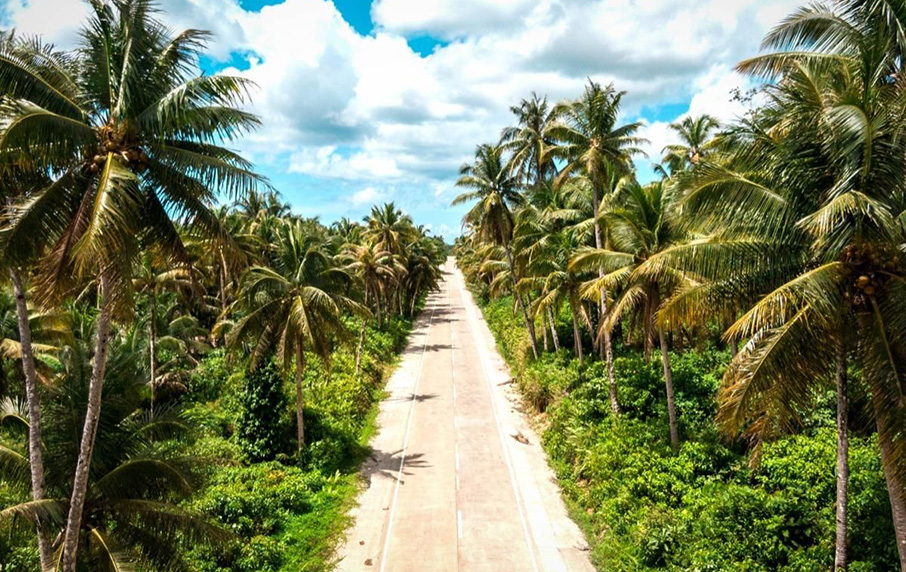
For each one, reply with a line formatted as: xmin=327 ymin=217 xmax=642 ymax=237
xmin=337 ymin=258 xmax=594 ymax=572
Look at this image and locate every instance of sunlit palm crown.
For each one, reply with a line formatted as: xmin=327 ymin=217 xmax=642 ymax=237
xmin=0 ymin=0 xmax=265 ymax=317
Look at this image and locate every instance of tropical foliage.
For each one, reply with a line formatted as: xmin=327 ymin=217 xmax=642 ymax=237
xmin=454 ymin=1 xmax=906 ymax=569
xmin=0 ymin=2 xmax=444 ymax=571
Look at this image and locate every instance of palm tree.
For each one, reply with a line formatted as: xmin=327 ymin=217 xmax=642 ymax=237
xmin=227 ymin=220 xmax=365 ymax=449
xmin=546 ymin=80 xmax=646 ymax=404
xmin=453 ymin=144 xmax=540 ymax=358
xmin=132 ymin=254 xmax=197 ymax=416
xmin=572 ymin=180 xmax=688 ymax=445
xmin=501 ymin=93 xmax=558 ymax=187
xmin=0 ymin=4 xmax=265 ymax=567
xmin=649 ymin=15 xmax=906 ymax=562
xmin=0 ymin=336 xmax=225 ymax=571
xmin=341 ymin=241 xmax=404 ymax=374
xmin=522 ymin=229 xmax=589 ymax=364
xmin=661 ymin=115 xmax=720 ymax=174
xmin=364 ymin=203 xmax=414 ymax=258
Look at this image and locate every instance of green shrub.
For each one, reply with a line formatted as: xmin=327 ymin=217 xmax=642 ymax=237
xmin=238 ymin=362 xmax=290 ymax=463
xmin=474 ymin=288 xmax=899 ymax=571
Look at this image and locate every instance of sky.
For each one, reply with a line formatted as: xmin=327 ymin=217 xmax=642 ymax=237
xmin=0 ymin=0 xmax=807 ymax=242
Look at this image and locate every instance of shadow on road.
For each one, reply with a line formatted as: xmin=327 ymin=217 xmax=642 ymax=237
xmin=385 ymin=393 xmax=439 ymax=403
xmin=362 ymin=448 xmax=430 ymax=485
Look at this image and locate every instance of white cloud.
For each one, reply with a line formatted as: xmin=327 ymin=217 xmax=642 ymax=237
xmin=0 ymin=0 xmax=808 ymax=234
xmin=3 ymin=0 xmax=88 ymax=46
xmin=349 ymin=186 xmax=385 ymax=206
xmin=372 ymin=0 xmax=538 ymax=38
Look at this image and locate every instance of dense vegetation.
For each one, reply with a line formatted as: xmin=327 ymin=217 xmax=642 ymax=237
xmin=453 ymin=1 xmax=906 ymax=570
xmin=0 ymin=2 xmax=444 ymax=571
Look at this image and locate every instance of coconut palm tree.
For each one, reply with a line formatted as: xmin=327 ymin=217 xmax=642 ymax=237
xmin=661 ymin=115 xmax=720 ymax=174
xmin=649 ymin=15 xmax=906 ymax=561
xmin=521 ymin=229 xmax=589 ymax=364
xmin=453 ymin=143 xmax=540 ymax=358
xmin=364 ymin=202 xmax=414 ymax=258
xmin=572 ymin=180 xmax=688 ymax=445
xmin=132 ymin=254 xmax=198 ymax=416
xmin=546 ymin=80 xmax=646 ymax=400
xmin=501 ymin=93 xmax=559 ymax=187
xmin=0 ymin=4 xmax=265 ymax=567
xmin=227 ymin=220 xmax=365 ymax=449
xmin=341 ymin=241 xmax=404 ymax=375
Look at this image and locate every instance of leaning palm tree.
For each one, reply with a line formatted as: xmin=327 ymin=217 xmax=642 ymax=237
xmin=546 ymin=80 xmax=646 ymax=400
xmin=227 ymin=220 xmax=366 ymax=449
xmin=0 ymin=4 xmax=265 ymax=568
xmin=0 ymin=336 xmax=226 ymax=572
xmin=572 ymin=180 xmax=688 ymax=445
xmin=453 ymin=143 xmax=539 ymax=358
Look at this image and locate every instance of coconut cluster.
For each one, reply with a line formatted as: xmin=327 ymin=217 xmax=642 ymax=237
xmin=85 ymin=124 xmax=149 ymax=174
xmin=841 ymin=242 xmax=902 ymax=308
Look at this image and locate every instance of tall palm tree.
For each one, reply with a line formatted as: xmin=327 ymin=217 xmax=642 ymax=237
xmin=546 ymin=80 xmax=646 ymax=403
xmin=661 ymin=115 xmax=720 ymax=174
xmin=227 ymin=220 xmax=365 ymax=449
xmin=0 ymin=4 xmax=265 ymax=568
xmin=501 ymin=93 xmax=558 ymax=187
xmin=572 ymin=180 xmax=688 ymax=445
xmin=132 ymin=254 xmax=197 ymax=416
xmin=453 ymin=144 xmax=540 ymax=358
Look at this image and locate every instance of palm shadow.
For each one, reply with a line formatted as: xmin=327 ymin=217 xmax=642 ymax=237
xmin=361 ymin=448 xmax=431 ymax=485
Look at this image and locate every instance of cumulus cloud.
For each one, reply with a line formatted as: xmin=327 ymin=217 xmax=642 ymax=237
xmin=349 ymin=186 xmax=386 ymax=206
xmin=0 ymin=0 xmax=808 ymax=239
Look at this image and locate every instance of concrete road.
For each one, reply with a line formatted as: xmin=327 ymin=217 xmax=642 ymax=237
xmin=337 ymin=258 xmax=594 ymax=572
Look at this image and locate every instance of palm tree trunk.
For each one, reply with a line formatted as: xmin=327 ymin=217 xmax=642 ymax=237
xmin=541 ymin=309 xmax=550 ymax=352
xmin=355 ymin=320 xmax=366 ymax=377
xmin=10 ymin=269 xmax=52 ymax=571
xmin=834 ymin=338 xmax=848 ymax=572
xmin=547 ymin=306 xmax=560 ymax=352
xmin=295 ymin=343 xmax=306 ymax=450
xmin=658 ymin=325 xmax=679 ymax=447
xmin=592 ymin=180 xmax=620 ymax=412
xmin=61 ymin=272 xmax=114 ymax=572
xmin=149 ymin=288 xmax=157 ymax=418
xmin=376 ymin=295 xmax=383 ymax=329
xmin=570 ymin=298 xmax=583 ymax=365
xmin=504 ymin=243 xmax=539 ymax=359
xmin=872 ymin=389 xmax=906 ymax=570
xmin=653 ymin=286 xmax=678 ymax=446
xmin=602 ymin=318 xmax=619 ymax=414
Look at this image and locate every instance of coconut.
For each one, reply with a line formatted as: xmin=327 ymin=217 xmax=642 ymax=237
xmin=89 ymin=163 xmax=99 ymax=174
xmin=857 ymin=275 xmax=871 ymax=288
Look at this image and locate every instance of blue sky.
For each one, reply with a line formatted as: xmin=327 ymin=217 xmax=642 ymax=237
xmin=2 ymin=0 xmax=805 ymax=241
